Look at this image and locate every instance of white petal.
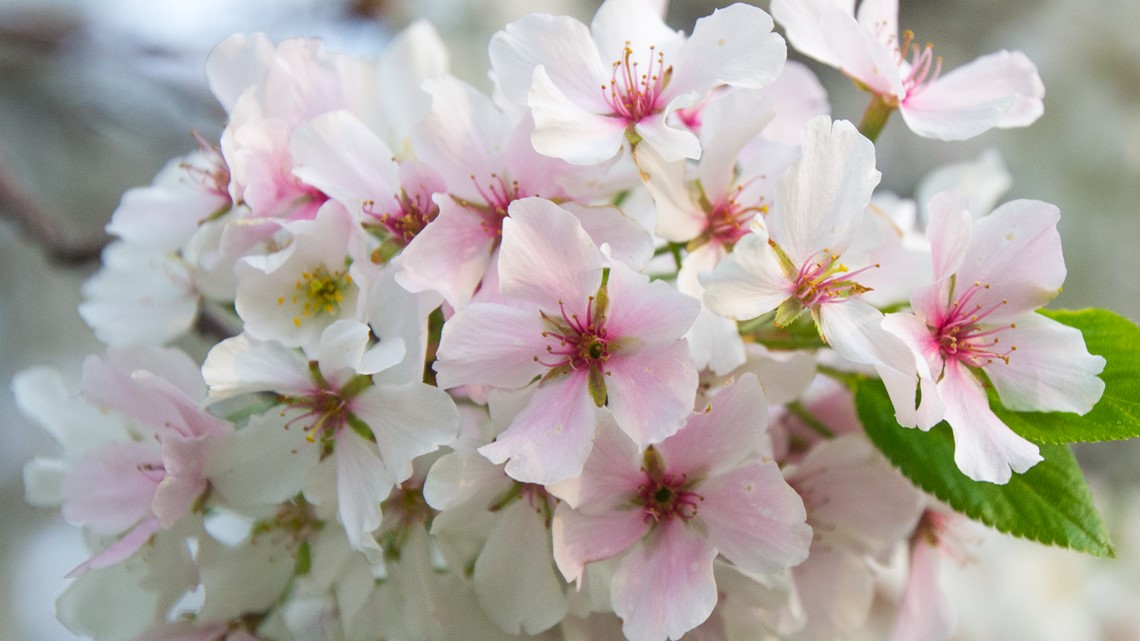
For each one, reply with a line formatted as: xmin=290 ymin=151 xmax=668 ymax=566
xmin=671 ymin=4 xmax=786 ymax=98
xmin=700 ymin=229 xmax=792 ymax=321
xmin=529 ymin=65 xmax=629 ymax=165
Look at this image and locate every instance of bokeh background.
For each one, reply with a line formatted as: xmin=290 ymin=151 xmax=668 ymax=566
xmin=2 ymin=1 xmax=1138 ymax=639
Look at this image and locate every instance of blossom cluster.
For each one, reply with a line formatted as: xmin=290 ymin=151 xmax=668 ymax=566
xmin=16 ymin=1 xmax=1122 ymax=641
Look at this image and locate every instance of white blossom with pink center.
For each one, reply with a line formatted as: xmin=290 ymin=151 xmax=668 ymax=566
xmin=489 ymin=0 xmax=786 ymax=164
xmin=700 ymin=116 xmax=914 ymax=377
xmin=881 ymin=192 xmax=1105 ymax=483
xmin=771 ymin=0 xmax=1044 ymax=140
xmin=549 ymin=375 xmax=811 ymax=641
xmin=434 ymin=197 xmax=698 ymax=484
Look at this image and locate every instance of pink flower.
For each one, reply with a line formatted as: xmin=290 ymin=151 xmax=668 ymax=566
xmin=882 ymin=192 xmax=1105 ymax=483
xmin=434 ymin=197 xmax=698 ymax=484
xmin=771 ymin=0 xmax=1043 ymax=140
xmin=550 ymin=375 xmax=811 ymax=641
xmin=489 ymin=0 xmax=786 ymax=164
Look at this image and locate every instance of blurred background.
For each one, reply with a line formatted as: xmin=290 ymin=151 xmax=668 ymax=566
xmin=1 ymin=1 xmax=1138 ymax=639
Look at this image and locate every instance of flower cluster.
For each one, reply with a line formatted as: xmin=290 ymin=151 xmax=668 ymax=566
xmin=17 ymin=2 xmax=1129 ymax=641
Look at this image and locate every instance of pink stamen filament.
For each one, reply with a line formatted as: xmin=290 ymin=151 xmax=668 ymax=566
xmin=464 ymin=173 xmax=524 ymax=236
xmin=707 ymin=186 xmax=768 ymax=246
xmin=534 ymin=298 xmax=612 ymax=372
xmin=933 ymin=281 xmax=1017 ymax=367
xmin=181 ymin=131 xmax=232 ymax=202
xmin=363 ymin=189 xmax=439 ymax=245
xmin=793 ymin=250 xmax=878 ymax=307
xmin=891 ymin=30 xmax=943 ymax=98
xmin=602 ymin=43 xmax=671 ymax=124
xmin=638 ymin=471 xmax=703 ymax=523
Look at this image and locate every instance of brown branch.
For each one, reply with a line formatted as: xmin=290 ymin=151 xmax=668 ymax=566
xmin=0 ymin=149 xmax=109 ymax=265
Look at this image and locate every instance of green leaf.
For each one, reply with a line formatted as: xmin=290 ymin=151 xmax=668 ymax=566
xmin=993 ymin=308 xmax=1140 ymax=443
xmin=856 ymin=379 xmax=1115 ymax=558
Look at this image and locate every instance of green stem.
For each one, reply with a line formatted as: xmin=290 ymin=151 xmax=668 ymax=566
xmin=787 ymin=401 xmax=837 ymax=439
xmin=857 ymin=93 xmax=895 ymax=143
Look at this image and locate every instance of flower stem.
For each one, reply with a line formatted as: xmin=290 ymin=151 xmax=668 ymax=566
xmin=787 ymin=401 xmax=836 ymax=439
xmin=857 ymin=94 xmax=895 ymax=143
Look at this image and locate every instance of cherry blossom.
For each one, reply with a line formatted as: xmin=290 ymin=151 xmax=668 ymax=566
xmin=881 ymin=192 xmax=1105 ymax=482
xmin=771 ymin=0 xmax=1044 ymax=140
xmin=490 ymin=0 xmax=786 ymax=164
xmin=550 ymin=375 xmax=811 ymax=641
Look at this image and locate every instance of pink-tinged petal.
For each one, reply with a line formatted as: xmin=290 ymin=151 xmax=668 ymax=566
xmin=925 ymin=190 xmax=973 ymax=281
xmin=83 ymin=346 xmax=206 ymax=411
xmin=915 ymin=149 xmax=1011 ymax=221
xmin=611 ymin=521 xmax=719 ymax=641
xmin=855 ymin=0 xmax=898 ymax=44
xmin=758 ymin=61 xmax=831 ymax=147
xmin=605 ymin=260 xmax=699 ymax=342
xmin=350 ymin=382 xmax=458 ymax=484
xmin=686 ymin=306 xmax=747 ymax=377
xmin=591 ymin=0 xmax=682 ymax=64
xmin=474 ymin=500 xmax=569 ymax=635
xmin=479 ymin=374 xmax=598 ymax=485
xmin=335 ymin=429 xmax=396 ymax=554
xmin=529 ymin=65 xmax=630 ymax=165
xmin=550 ymin=415 xmax=645 ymax=513
xmin=434 ymin=303 xmax=547 ymax=390
xmin=205 ymin=33 xmax=274 ymax=113
xmin=698 ymin=459 xmax=811 ymax=575
xmin=631 ymin=142 xmax=704 ymax=243
xmin=490 ymin=13 xmax=609 ymax=110
xmin=360 ymin=20 xmax=449 ymax=152
xmin=499 ymin=198 xmax=604 ymax=311
xmin=818 ymin=299 xmax=915 ymax=373
xmin=670 ymin=4 xmax=786 ymax=100
xmin=154 ymin=437 xmax=211 ymax=528
xmin=563 ymin=202 xmax=654 ymax=271
xmin=956 ymin=199 xmax=1065 ymax=320
xmin=657 ymin=374 xmax=767 ymax=478
xmin=700 ymin=229 xmax=792 ymax=320
xmin=790 ymin=435 xmax=923 ymax=555
xmin=697 ymin=89 xmax=775 ymax=200
xmin=736 ymin=343 xmax=818 ymax=407
xmin=67 ymin=515 xmax=162 ymax=578
xmin=901 ymin=50 xmax=1044 ymax=141
xmin=770 ymin=0 xmax=846 ymax=68
xmin=552 ymin=502 xmax=650 ymax=586
xmin=61 ymin=442 xmax=161 ymax=534
xmin=939 ymin=360 xmax=1041 ymax=484
xmin=290 ymin=110 xmax=399 ymax=215
xmin=770 ymin=116 xmax=880 ymax=263
xmin=890 ymin=539 xmax=955 ymax=641
xmin=818 ymin=7 xmax=902 ymax=97
xmin=202 ymin=333 xmax=313 ymax=400
xmin=107 ymin=154 xmax=228 ymax=252
xmin=395 ymin=195 xmax=495 ymax=309
xmin=633 ymin=110 xmax=702 ymax=162
xmin=606 ymin=340 xmax=698 ymax=447
xmin=875 ymin=314 xmax=946 ymax=430
xmin=790 ymin=543 xmax=875 ymax=641
xmin=412 ymin=76 xmax=512 ymax=203
xmin=986 ymin=313 xmax=1105 ymax=414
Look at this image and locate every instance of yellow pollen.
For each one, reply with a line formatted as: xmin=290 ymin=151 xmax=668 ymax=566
xmin=288 ymin=264 xmax=353 ymax=327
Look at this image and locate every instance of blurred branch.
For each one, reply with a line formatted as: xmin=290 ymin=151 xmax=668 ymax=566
xmin=0 ymin=150 xmax=108 ymax=266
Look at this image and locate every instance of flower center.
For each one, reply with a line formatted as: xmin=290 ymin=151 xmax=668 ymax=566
xmin=705 ymin=185 xmax=768 ymax=247
xmin=535 ymin=295 xmax=612 ymax=373
xmin=278 ymin=263 xmax=353 ymax=328
xmin=891 ymin=29 xmax=943 ymax=100
xmin=602 ymin=42 xmax=671 ymax=124
xmin=364 ymin=190 xmax=439 ymax=246
xmin=792 ymin=249 xmax=876 ymax=307
xmin=932 ymin=280 xmax=1016 ymax=368
xmin=455 ymin=172 xmax=526 ymax=237
xmin=637 ymin=447 xmax=702 ymax=523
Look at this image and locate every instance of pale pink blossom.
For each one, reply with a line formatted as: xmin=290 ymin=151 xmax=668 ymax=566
xmin=771 ymin=0 xmax=1044 ymax=140
xmin=882 ymin=193 xmax=1105 ymax=483
xmin=550 ymin=375 xmax=811 ymax=641
xmin=490 ymin=0 xmax=786 ymax=164
xmin=434 ymin=197 xmax=698 ymax=484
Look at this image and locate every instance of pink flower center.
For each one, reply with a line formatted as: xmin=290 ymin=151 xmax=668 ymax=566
xmin=363 ymin=189 xmax=439 ymax=247
xmin=891 ymin=29 xmax=943 ymax=100
xmin=931 ymin=280 xmax=1016 ymax=368
xmin=280 ymin=365 xmax=373 ymax=451
xmin=457 ymin=172 xmax=527 ymax=237
xmin=602 ymin=43 xmax=672 ymax=124
xmin=536 ymin=296 xmax=612 ymax=373
xmin=792 ymin=249 xmax=877 ymax=307
xmin=706 ymin=185 xmax=768 ymax=247
xmin=637 ymin=449 xmax=702 ymax=523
